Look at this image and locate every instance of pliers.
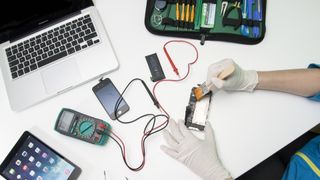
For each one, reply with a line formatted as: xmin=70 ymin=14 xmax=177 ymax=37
xmin=222 ymin=0 xmax=242 ymax=30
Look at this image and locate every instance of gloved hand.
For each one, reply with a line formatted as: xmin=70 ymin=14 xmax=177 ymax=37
xmin=161 ymin=119 xmax=232 ymax=180
xmin=206 ymin=59 xmax=258 ymax=92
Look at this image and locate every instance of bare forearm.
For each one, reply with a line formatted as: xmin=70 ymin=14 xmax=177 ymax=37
xmin=256 ymin=69 xmax=320 ymax=97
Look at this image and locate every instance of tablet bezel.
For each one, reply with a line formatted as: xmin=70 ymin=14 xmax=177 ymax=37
xmin=0 ymin=131 xmax=81 ymax=179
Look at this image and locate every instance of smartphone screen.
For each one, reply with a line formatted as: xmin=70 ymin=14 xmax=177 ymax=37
xmin=93 ymin=78 xmax=129 ymax=120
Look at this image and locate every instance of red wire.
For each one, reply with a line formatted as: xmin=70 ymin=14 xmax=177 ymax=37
xmin=109 ymin=40 xmax=199 ymax=171
xmin=138 ymin=40 xmax=199 ymax=170
xmin=163 ymin=46 xmax=179 ymax=76
xmin=109 ymin=130 xmax=126 ymax=156
xmin=152 ymin=40 xmax=199 ymax=119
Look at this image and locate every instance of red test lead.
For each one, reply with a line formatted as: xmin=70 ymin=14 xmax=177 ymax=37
xmin=163 ymin=43 xmax=180 ymax=76
xmin=154 ymin=40 xmax=199 ymax=118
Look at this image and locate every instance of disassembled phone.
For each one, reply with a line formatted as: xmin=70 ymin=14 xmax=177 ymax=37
xmin=92 ymin=78 xmax=130 ymax=120
xmin=0 ymin=131 xmax=81 ymax=180
xmin=185 ymin=87 xmax=212 ymax=131
xmin=55 ymin=108 xmax=111 ymax=145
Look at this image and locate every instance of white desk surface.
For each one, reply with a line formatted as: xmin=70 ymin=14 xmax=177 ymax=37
xmin=1 ymin=0 xmax=320 ymax=179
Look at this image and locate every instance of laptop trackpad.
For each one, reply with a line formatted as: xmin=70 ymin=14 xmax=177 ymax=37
xmin=41 ymin=59 xmax=81 ymax=94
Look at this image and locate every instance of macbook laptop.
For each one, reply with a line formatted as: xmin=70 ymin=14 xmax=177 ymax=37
xmin=0 ymin=0 xmax=119 ymax=111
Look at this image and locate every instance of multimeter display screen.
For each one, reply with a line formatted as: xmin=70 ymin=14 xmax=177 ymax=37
xmin=57 ymin=111 xmax=74 ymax=132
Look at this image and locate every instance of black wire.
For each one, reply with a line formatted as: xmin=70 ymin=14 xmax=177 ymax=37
xmin=107 ymin=133 xmax=145 ymax=171
xmin=108 ymin=78 xmax=169 ymax=171
xmin=114 ymin=78 xmax=156 ymax=124
xmin=145 ymin=114 xmax=169 ymax=136
xmin=107 ymin=114 xmax=168 ymax=171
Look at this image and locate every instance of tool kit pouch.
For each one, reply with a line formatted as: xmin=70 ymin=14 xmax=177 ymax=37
xmin=145 ymin=0 xmax=267 ymax=45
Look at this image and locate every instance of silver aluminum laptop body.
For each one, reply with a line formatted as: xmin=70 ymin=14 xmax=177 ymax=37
xmin=0 ymin=6 xmax=119 ymax=111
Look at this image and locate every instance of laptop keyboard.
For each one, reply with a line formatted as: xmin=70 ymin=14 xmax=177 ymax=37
xmin=5 ymin=14 xmax=100 ymax=79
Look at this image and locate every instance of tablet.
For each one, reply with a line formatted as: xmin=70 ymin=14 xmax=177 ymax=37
xmin=0 ymin=131 xmax=81 ymax=180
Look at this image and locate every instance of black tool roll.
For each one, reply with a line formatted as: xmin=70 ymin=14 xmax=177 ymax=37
xmin=145 ymin=0 xmax=267 ymax=45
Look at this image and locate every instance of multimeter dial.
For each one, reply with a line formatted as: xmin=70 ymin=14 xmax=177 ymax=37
xmin=76 ymin=118 xmax=96 ymax=139
xmin=55 ymin=108 xmax=111 ymax=145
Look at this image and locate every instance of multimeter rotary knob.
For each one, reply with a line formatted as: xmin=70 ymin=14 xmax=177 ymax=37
xmin=77 ymin=118 xmax=95 ymax=139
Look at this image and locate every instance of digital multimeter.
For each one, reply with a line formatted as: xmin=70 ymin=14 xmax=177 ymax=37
xmin=54 ymin=108 xmax=111 ymax=145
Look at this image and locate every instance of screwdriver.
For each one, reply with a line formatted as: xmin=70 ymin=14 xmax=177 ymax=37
xmin=190 ymin=0 xmax=195 ymax=27
xmin=185 ymin=0 xmax=190 ymax=27
xmin=176 ymin=0 xmax=180 ymax=29
xmin=180 ymin=0 xmax=185 ymax=26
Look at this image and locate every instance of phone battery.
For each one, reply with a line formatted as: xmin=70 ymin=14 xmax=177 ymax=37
xmin=146 ymin=53 xmax=165 ymax=82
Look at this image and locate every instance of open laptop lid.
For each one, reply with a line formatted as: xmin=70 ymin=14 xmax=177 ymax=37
xmin=0 ymin=0 xmax=93 ymax=44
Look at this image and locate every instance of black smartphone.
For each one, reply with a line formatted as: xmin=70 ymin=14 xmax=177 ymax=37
xmin=92 ymin=78 xmax=129 ymax=120
xmin=0 ymin=131 xmax=81 ymax=180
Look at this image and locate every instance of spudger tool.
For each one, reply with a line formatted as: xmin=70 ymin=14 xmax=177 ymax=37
xmin=193 ymin=64 xmax=235 ymax=101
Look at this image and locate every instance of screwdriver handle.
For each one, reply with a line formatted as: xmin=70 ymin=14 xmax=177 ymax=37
xmin=176 ymin=2 xmax=180 ymax=21
xmin=190 ymin=4 xmax=195 ymax=23
xmin=186 ymin=3 xmax=190 ymax=23
xmin=181 ymin=2 xmax=185 ymax=22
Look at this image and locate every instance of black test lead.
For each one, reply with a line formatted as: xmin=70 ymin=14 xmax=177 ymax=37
xmin=141 ymin=80 xmax=160 ymax=109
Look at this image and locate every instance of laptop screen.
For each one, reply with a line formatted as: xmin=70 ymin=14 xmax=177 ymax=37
xmin=0 ymin=0 xmax=93 ymax=44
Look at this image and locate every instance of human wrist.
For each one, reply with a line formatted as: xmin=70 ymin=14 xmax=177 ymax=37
xmin=242 ymin=70 xmax=258 ymax=92
xmin=204 ymin=171 xmax=231 ymax=180
xmin=203 ymin=163 xmax=231 ymax=180
xmin=255 ymin=71 xmax=272 ymax=90
xmin=225 ymin=177 xmax=234 ymax=180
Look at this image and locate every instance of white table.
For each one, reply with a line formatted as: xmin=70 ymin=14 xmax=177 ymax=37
xmin=1 ymin=0 xmax=320 ymax=179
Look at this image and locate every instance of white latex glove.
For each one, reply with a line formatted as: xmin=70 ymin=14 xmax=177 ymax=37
xmin=206 ymin=59 xmax=258 ymax=92
xmin=161 ymin=119 xmax=232 ymax=180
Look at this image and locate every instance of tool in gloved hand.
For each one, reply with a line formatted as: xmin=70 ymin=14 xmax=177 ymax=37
xmin=252 ymin=0 xmax=262 ymax=38
xmin=206 ymin=59 xmax=258 ymax=92
xmin=222 ymin=0 xmax=242 ymax=30
xmin=193 ymin=64 xmax=235 ymax=101
xmin=240 ymin=0 xmax=249 ymax=36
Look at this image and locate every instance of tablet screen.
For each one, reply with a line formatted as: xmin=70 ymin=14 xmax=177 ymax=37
xmin=0 ymin=131 xmax=81 ymax=180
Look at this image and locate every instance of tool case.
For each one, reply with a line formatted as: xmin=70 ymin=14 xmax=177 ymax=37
xmin=145 ymin=0 xmax=267 ymax=45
